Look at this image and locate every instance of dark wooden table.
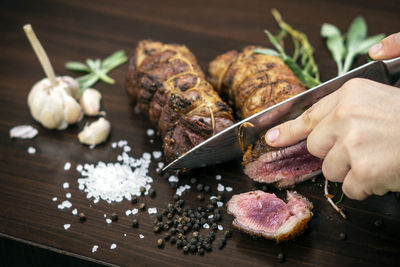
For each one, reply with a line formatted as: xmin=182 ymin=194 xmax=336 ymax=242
xmin=1 ymin=0 xmax=399 ymax=266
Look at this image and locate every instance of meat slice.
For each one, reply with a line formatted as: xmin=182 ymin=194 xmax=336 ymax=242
xmin=227 ymin=190 xmax=313 ymax=242
xmin=243 ymin=139 xmax=322 ymax=189
xmin=126 ymin=40 xmax=235 ymax=162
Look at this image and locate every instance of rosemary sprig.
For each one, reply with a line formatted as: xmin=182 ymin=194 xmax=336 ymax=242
xmin=255 ymin=9 xmax=321 ymax=88
xmin=65 ymin=50 xmax=128 ymax=94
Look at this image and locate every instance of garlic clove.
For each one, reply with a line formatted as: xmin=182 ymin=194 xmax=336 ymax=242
xmin=78 ymin=117 xmax=111 ymax=146
xmin=60 ymin=76 xmax=80 ymax=99
xmin=80 ymin=88 xmax=102 ymax=116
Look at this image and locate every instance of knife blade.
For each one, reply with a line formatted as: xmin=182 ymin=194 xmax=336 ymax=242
xmin=163 ymin=57 xmax=400 ymax=172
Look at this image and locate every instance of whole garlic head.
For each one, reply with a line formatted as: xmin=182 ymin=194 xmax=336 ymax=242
xmin=78 ymin=117 xmax=111 ymax=146
xmin=80 ymin=88 xmax=103 ymax=116
xmin=27 ymin=76 xmax=82 ymax=130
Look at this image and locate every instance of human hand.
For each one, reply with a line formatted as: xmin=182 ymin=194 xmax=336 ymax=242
xmin=264 ymin=33 xmax=400 ymax=200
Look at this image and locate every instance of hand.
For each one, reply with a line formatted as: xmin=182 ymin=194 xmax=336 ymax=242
xmin=264 ymin=33 xmax=400 ymax=200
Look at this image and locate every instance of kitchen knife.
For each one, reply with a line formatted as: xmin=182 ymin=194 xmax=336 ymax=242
xmin=163 ymin=57 xmax=400 ymax=172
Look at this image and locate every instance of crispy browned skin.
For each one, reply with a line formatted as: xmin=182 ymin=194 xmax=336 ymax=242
xmin=208 ymin=46 xmax=306 ymax=118
xmin=126 ymin=40 xmax=235 ymax=162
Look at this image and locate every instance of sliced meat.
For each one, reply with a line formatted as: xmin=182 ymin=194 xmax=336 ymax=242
xmin=227 ymin=190 xmax=313 ymax=242
xmin=126 ymin=40 xmax=235 ymax=163
xmin=243 ymin=139 xmax=322 ymax=189
xmin=209 ymin=47 xmax=320 ymax=187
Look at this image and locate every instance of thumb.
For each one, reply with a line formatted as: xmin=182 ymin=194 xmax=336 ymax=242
xmin=369 ymin=32 xmax=400 ymax=60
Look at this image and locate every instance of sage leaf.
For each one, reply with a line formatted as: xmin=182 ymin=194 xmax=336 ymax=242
xmin=356 ymin=34 xmax=385 ymax=54
xmin=326 ymin=35 xmax=345 ymax=74
xmin=321 ymin=23 xmax=341 ymax=38
xmin=347 ymin=16 xmax=367 ymax=49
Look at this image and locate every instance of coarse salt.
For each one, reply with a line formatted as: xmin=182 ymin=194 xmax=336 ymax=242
xmin=217 ymin=201 xmax=224 ymax=207
xmin=217 ymin=183 xmax=224 ymax=192
xmin=176 ymin=185 xmax=191 ymax=196
xmin=66 ymin=193 xmax=71 ymax=199
xmin=225 ymin=186 xmax=233 ymax=192
xmin=27 ymin=146 xmax=36 ymax=154
xmin=63 ymin=182 xmax=69 ymax=189
xmin=218 ymin=225 xmax=223 ymax=231
xmin=110 ymin=243 xmax=117 ymax=250
xmin=52 ymin=197 xmax=57 ymax=202
xmin=139 ymin=234 xmax=144 ymax=239
xmin=72 ymin=208 xmax=78 ymax=215
xmin=146 ymin=129 xmax=155 ymax=137
xmin=76 ymin=141 xmax=153 ymax=203
xmin=64 ymin=224 xmax=71 ymax=230
xmin=203 ymin=223 xmax=210 ymax=229
xmin=57 ymin=200 xmax=72 ymax=210
xmin=92 ymin=245 xmax=98 ymax=253
xmin=149 ymin=139 xmax=154 ymax=143
xmin=216 ymin=174 xmax=222 ymax=180
xmin=208 ymin=214 xmax=214 ymax=219
xmin=111 ymin=142 xmax=117 ymax=149
xmin=106 ymin=218 xmax=112 ymax=224
xmin=76 ymin=164 xmax=83 ymax=172
xmin=64 ymin=162 xmax=71 ymax=171
xmin=125 ymin=210 xmax=132 ymax=216
xmin=152 ymin=151 xmax=162 ymax=159
xmin=168 ymin=175 xmax=179 ymax=183
xmin=148 ymin=208 xmax=157 ymax=215
xmin=131 ymin=208 xmax=138 ymax=215
xmin=210 ymin=196 xmax=217 ymax=200
xmin=9 ymin=125 xmax=38 ymax=139
xmin=123 ymin=146 xmax=131 ymax=152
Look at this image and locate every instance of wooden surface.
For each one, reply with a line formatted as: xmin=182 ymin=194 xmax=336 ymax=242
xmin=1 ymin=0 xmax=400 ymax=266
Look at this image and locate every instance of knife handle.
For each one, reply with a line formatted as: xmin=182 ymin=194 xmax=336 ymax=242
xmin=384 ymin=57 xmax=400 ymax=84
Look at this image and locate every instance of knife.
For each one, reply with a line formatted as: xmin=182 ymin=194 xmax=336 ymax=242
xmin=163 ymin=57 xmax=400 ymax=172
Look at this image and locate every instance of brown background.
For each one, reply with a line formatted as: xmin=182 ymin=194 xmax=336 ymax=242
xmin=1 ymin=0 xmax=400 ymax=266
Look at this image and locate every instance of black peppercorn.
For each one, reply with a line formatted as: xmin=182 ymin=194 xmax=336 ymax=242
xmin=197 ymin=193 xmax=205 ymax=202
xmin=190 ymin=238 xmax=197 ymax=245
xmin=214 ymin=214 xmax=222 ymax=222
xmin=183 ymin=245 xmax=189 ymax=253
xmin=224 ymin=230 xmax=232 ymax=238
xmin=198 ymin=248 xmax=205 ymax=255
xmin=170 ymin=236 xmax=177 ymax=244
xmin=177 ymin=239 xmax=183 ymax=248
xmin=140 ymin=186 xmax=146 ymax=195
xmin=156 ymin=214 xmax=163 ymax=222
xmin=190 ymin=245 xmax=197 ymax=253
xmin=190 ymin=177 xmax=198 ymax=184
xmin=218 ymin=240 xmax=225 ymax=249
xmin=131 ymin=195 xmax=138 ymax=204
xmin=182 ymin=239 xmax=188 ymax=246
xmin=111 ymin=213 xmax=118 ymax=221
xmin=149 ymin=188 xmax=156 ymax=197
xmin=132 ymin=219 xmax=139 ymax=228
xmin=163 ymin=224 xmax=170 ymax=230
xmin=157 ymin=239 xmax=164 ymax=248
xmin=278 ymin=253 xmax=285 ymax=263
xmin=196 ymin=184 xmax=204 ymax=192
xmin=178 ymin=199 xmax=185 ymax=207
xmin=79 ymin=212 xmax=86 ymax=222
xmin=164 ymin=234 xmax=171 ymax=241
xmin=205 ymin=244 xmax=212 ymax=251
xmin=339 ymin=232 xmax=346 ymax=240
xmin=204 ymin=185 xmax=211 ymax=193
xmin=193 ymin=224 xmax=200 ymax=231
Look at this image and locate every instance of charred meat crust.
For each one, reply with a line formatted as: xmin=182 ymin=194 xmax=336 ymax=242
xmin=126 ymin=40 xmax=235 ymax=162
xmin=208 ymin=46 xmax=306 ymax=119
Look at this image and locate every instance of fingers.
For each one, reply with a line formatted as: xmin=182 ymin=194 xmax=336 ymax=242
xmin=369 ymin=32 xmax=400 ymax=60
xmin=342 ymin=170 xmax=368 ymax=200
xmin=265 ymin=91 xmax=339 ymax=147
xmin=321 ymin=143 xmax=350 ymax=183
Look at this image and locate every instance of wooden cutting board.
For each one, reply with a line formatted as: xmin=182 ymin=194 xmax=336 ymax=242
xmin=1 ymin=0 xmax=399 ymax=266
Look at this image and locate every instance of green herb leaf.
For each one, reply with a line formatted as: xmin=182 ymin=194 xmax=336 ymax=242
xmin=356 ymin=34 xmax=385 ymax=54
xmin=326 ymin=35 xmax=345 ymax=74
xmin=253 ymin=48 xmax=280 ymax=56
xmin=347 ymin=16 xmax=367 ymax=48
xmin=65 ymin=61 xmax=90 ymax=72
xmin=321 ymin=23 xmax=341 ymax=38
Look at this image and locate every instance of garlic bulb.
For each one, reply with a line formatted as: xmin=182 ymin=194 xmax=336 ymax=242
xmin=27 ymin=76 xmax=83 ymax=130
xmin=78 ymin=117 xmax=111 ymax=146
xmin=80 ymin=88 xmax=104 ymax=116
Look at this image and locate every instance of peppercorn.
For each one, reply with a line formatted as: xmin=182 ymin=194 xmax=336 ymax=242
xmin=197 ymin=193 xmax=205 ymax=202
xmin=190 ymin=245 xmax=197 ymax=253
xmin=111 ymin=213 xmax=118 ymax=221
xmin=193 ymin=231 xmax=199 ymax=238
xmin=204 ymin=185 xmax=211 ymax=193
xmin=132 ymin=219 xmax=139 ymax=228
xmin=209 ymin=231 xmax=216 ymax=240
xmin=218 ymin=240 xmax=225 ymax=249
xmin=278 ymin=253 xmax=285 ymax=263
xmin=178 ymin=233 xmax=184 ymax=239
xmin=182 ymin=239 xmax=188 ymax=246
xmin=190 ymin=238 xmax=197 ymax=245
xmin=139 ymin=202 xmax=146 ymax=210
xmin=170 ymin=182 xmax=178 ymax=189
xmin=149 ymin=188 xmax=156 ymax=197
xmin=157 ymin=239 xmax=164 ymax=248
xmin=153 ymin=226 xmax=161 ymax=233
xmin=140 ymin=186 xmax=146 ymax=195
xmin=374 ymin=218 xmax=383 ymax=228
xmin=193 ymin=224 xmax=200 ymax=231
xmin=173 ymin=194 xmax=180 ymax=201
xmin=170 ymin=236 xmax=177 ymax=244
xmin=190 ymin=177 xmax=198 ymax=184
xmin=225 ymin=230 xmax=232 ymax=238
xmin=78 ymin=212 xmax=86 ymax=222
xmin=183 ymin=245 xmax=189 ymax=253
xmin=163 ymin=224 xmax=170 ymax=231
xmin=214 ymin=213 xmax=222 ymax=222
xmin=205 ymin=244 xmax=212 ymax=251
xmin=156 ymin=214 xmax=163 ymax=222
xmin=176 ymin=239 xmax=183 ymax=248
xmin=196 ymin=184 xmax=204 ymax=192
xmin=178 ymin=199 xmax=185 ymax=207
xmin=131 ymin=195 xmax=138 ymax=204
xmin=339 ymin=232 xmax=347 ymax=240
xmin=164 ymin=234 xmax=171 ymax=241
xmin=198 ymin=248 xmax=205 ymax=255
xmin=211 ymin=223 xmax=218 ymax=230
xmin=207 ymin=204 xmax=214 ymax=212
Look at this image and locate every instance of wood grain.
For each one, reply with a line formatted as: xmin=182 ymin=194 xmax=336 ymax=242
xmin=0 ymin=0 xmax=399 ymax=266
